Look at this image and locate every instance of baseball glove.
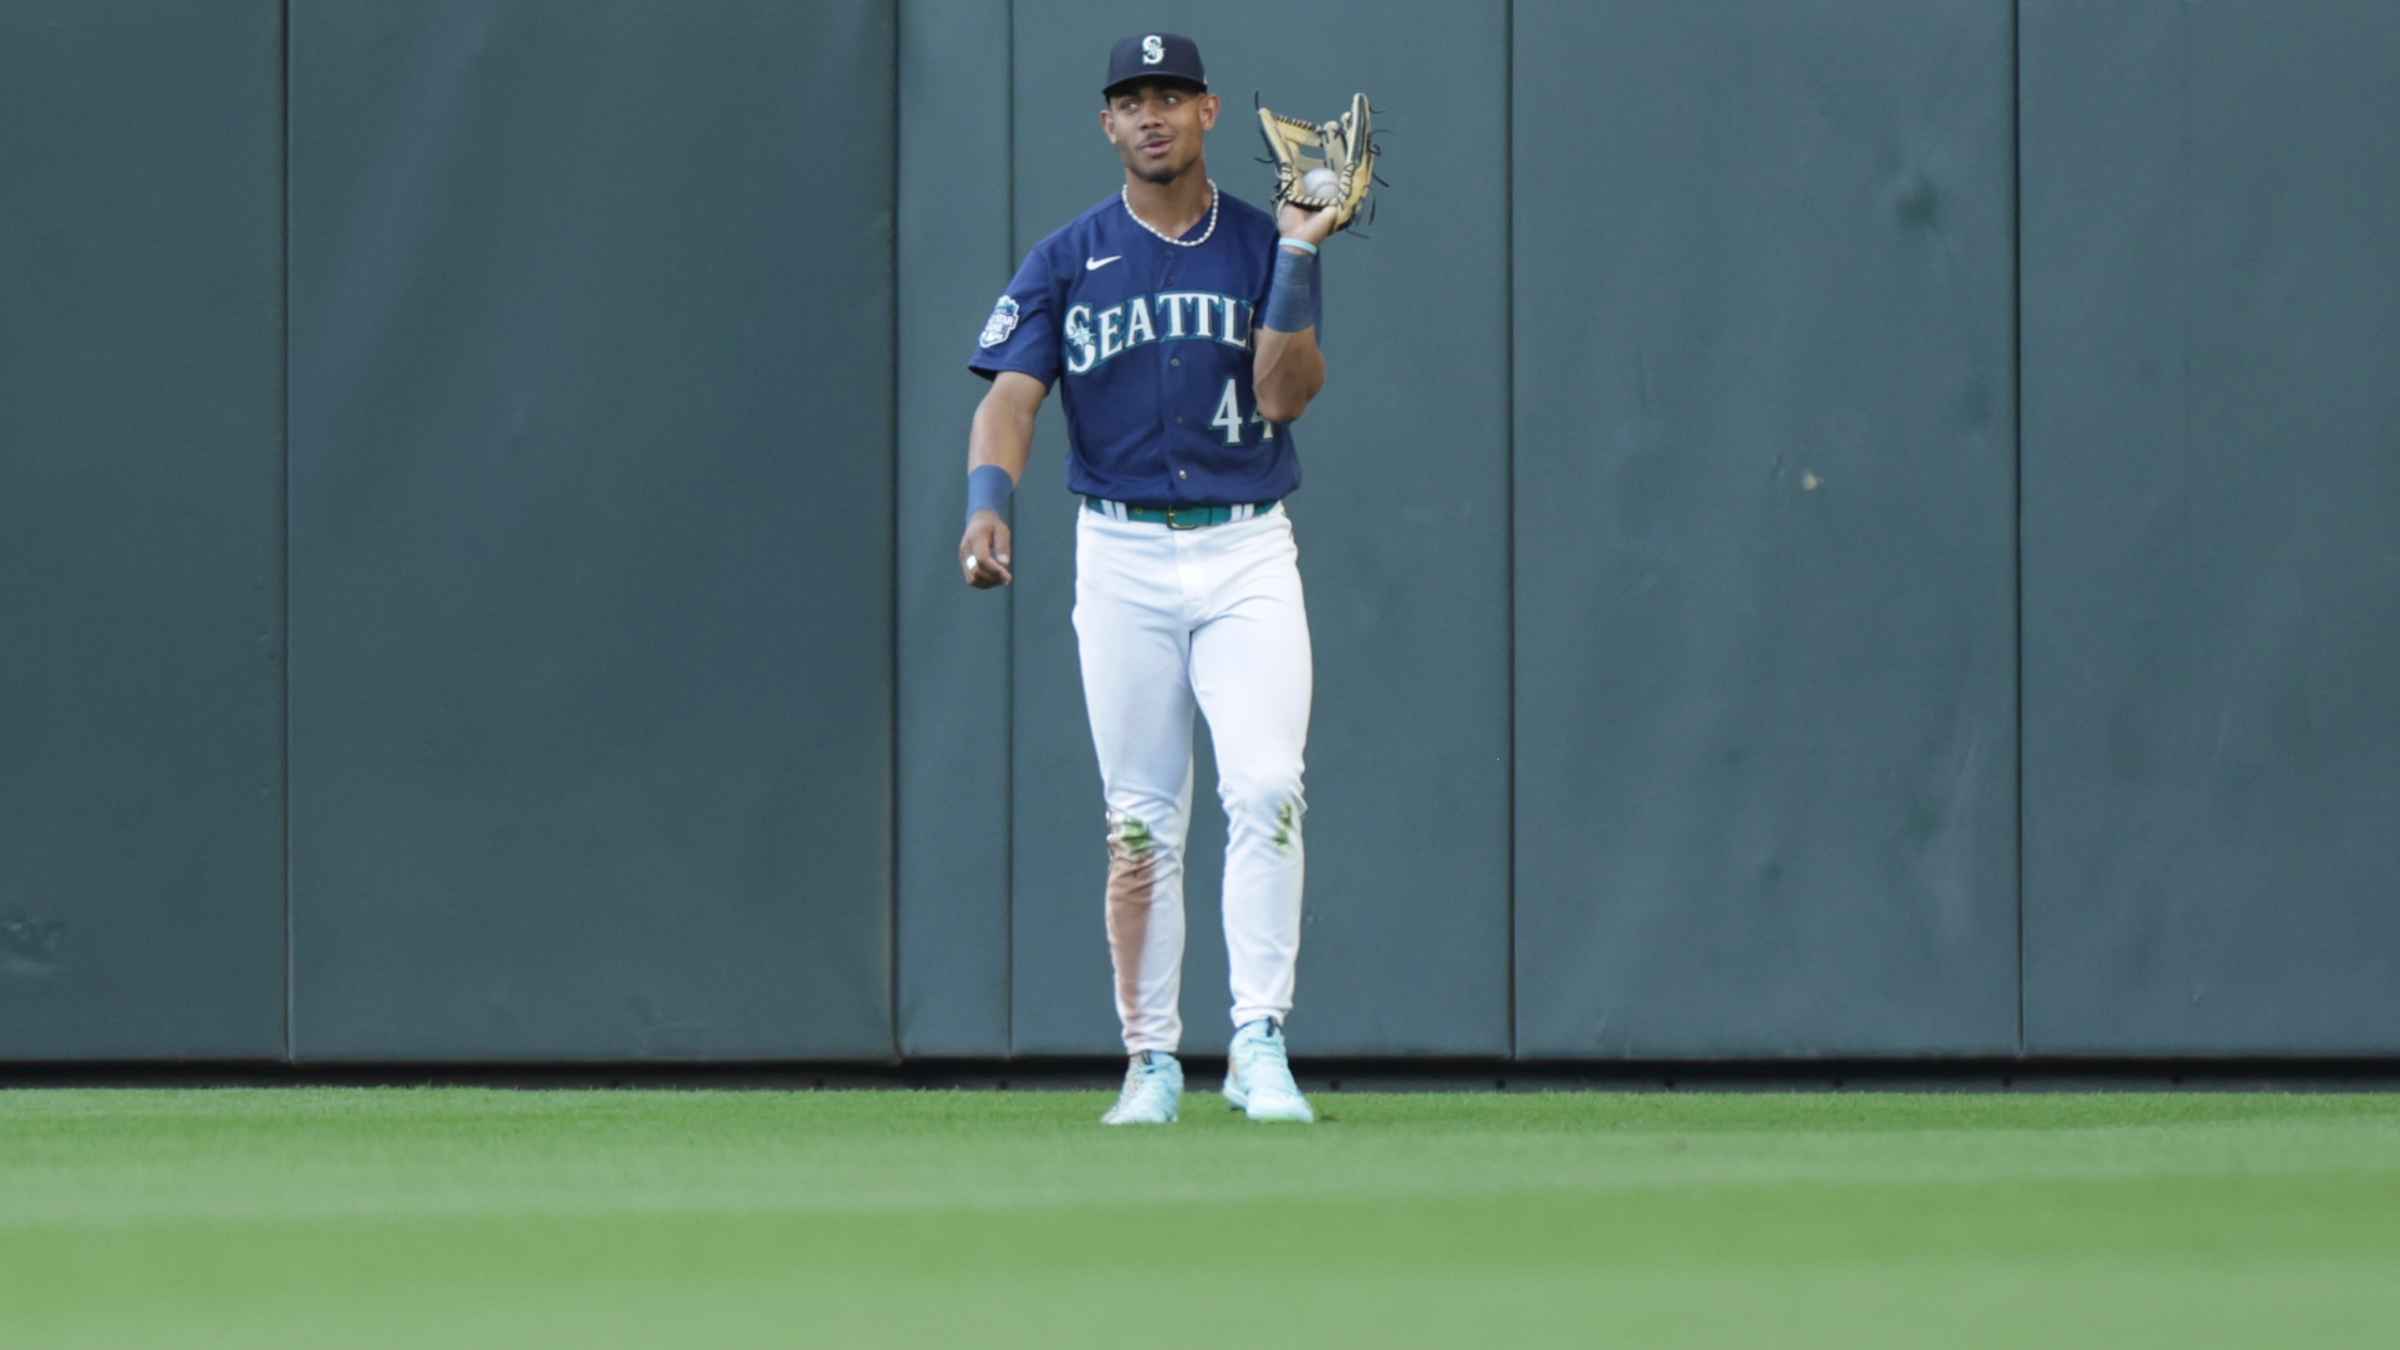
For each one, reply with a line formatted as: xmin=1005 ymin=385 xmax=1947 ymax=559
xmin=1256 ymin=92 xmax=1378 ymax=232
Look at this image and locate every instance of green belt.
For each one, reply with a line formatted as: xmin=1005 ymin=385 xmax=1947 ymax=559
xmin=1085 ymin=497 xmax=1279 ymax=529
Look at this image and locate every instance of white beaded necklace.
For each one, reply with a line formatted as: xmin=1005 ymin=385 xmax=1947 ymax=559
xmin=1121 ymin=179 xmax=1219 ymax=248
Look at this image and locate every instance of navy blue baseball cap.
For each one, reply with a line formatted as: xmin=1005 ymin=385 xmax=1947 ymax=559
xmin=1103 ymin=33 xmax=1207 ymax=97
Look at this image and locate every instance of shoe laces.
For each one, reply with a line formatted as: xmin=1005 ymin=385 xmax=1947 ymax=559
xmin=1238 ymin=1027 xmax=1299 ymax=1096
xmin=1117 ymin=1054 xmax=1176 ymax=1108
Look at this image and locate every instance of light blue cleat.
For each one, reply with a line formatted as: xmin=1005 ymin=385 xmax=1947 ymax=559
xmin=1101 ymin=1050 xmax=1183 ymax=1125
xmin=1223 ymin=1018 xmax=1315 ymax=1123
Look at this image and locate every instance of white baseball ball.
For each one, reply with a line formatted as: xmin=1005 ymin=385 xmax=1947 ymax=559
xmin=1301 ymin=167 xmax=1340 ymax=197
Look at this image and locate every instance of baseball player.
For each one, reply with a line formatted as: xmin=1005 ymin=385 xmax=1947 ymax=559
xmin=958 ymin=34 xmax=1343 ymax=1125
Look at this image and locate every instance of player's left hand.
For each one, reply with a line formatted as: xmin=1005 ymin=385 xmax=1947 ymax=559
xmin=1276 ymin=199 xmax=1339 ymax=248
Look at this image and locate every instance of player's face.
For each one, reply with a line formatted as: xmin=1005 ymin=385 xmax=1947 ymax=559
xmin=1100 ymin=81 xmax=1218 ymax=185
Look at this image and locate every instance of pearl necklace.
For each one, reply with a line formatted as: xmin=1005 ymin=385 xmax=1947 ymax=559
xmin=1121 ymin=179 xmax=1219 ymax=248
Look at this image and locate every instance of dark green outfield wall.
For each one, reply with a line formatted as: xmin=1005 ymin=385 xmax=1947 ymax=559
xmin=6 ymin=1 xmax=2396 ymax=1062
xmin=0 ymin=1 xmax=286 ymax=1060
xmin=283 ymin=1 xmax=895 ymax=1062
xmin=2018 ymin=1 xmax=2400 ymax=1054
xmin=1513 ymin=0 xmax=2021 ymax=1058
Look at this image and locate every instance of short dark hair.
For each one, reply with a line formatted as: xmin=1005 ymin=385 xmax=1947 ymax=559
xmin=1102 ymin=77 xmax=1207 ymax=104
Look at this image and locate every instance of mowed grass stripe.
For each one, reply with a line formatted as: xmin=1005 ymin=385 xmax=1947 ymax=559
xmin=3 ymin=1090 xmax=2396 ymax=1348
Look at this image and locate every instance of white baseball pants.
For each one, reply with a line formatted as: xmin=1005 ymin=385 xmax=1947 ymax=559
xmin=1072 ymin=502 xmax=1312 ymax=1055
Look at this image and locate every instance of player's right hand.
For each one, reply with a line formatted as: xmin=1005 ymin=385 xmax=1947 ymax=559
xmin=959 ymin=511 xmax=1013 ymax=589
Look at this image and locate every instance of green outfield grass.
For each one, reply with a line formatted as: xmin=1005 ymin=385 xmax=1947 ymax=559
xmin=3 ymin=1088 xmax=2396 ymax=1347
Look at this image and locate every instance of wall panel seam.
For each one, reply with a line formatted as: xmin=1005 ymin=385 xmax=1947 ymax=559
xmin=2010 ymin=0 xmax=2026 ymax=1058
xmin=887 ymin=0 xmax=904 ymax=1065
xmin=1003 ymin=0 xmax=1018 ymax=1060
xmin=1503 ymin=0 xmax=1518 ymax=1062
xmin=279 ymin=0 xmax=296 ymax=1066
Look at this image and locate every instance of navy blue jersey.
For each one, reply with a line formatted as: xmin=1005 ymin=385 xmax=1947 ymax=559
xmin=968 ymin=188 xmax=1299 ymax=506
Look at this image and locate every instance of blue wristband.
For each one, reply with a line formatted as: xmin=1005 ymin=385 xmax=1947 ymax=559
xmin=1260 ymin=245 xmax=1321 ymax=333
xmin=965 ymin=464 xmax=1013 ymax=527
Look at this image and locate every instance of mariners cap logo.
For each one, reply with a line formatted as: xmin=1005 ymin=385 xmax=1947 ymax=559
xmin=979 ymin=295 xmax=1020 ymax=349
xmin=1105 ymin=33 xmax=1206 ymax=96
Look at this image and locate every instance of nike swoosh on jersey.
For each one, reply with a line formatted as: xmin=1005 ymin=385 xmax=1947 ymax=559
xmin=1085 ymin=255 xmax=1122 ymax=271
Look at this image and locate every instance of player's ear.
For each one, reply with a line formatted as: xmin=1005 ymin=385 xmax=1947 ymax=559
xmin=1198 ymin=93 xmax=1220 ymax=132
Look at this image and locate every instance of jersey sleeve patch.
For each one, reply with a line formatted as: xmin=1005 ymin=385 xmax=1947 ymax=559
xmin=967 ymin=240 xmax=1065 ymax=381
xmin=978 ymin=295 xmax=1022 ymax=348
